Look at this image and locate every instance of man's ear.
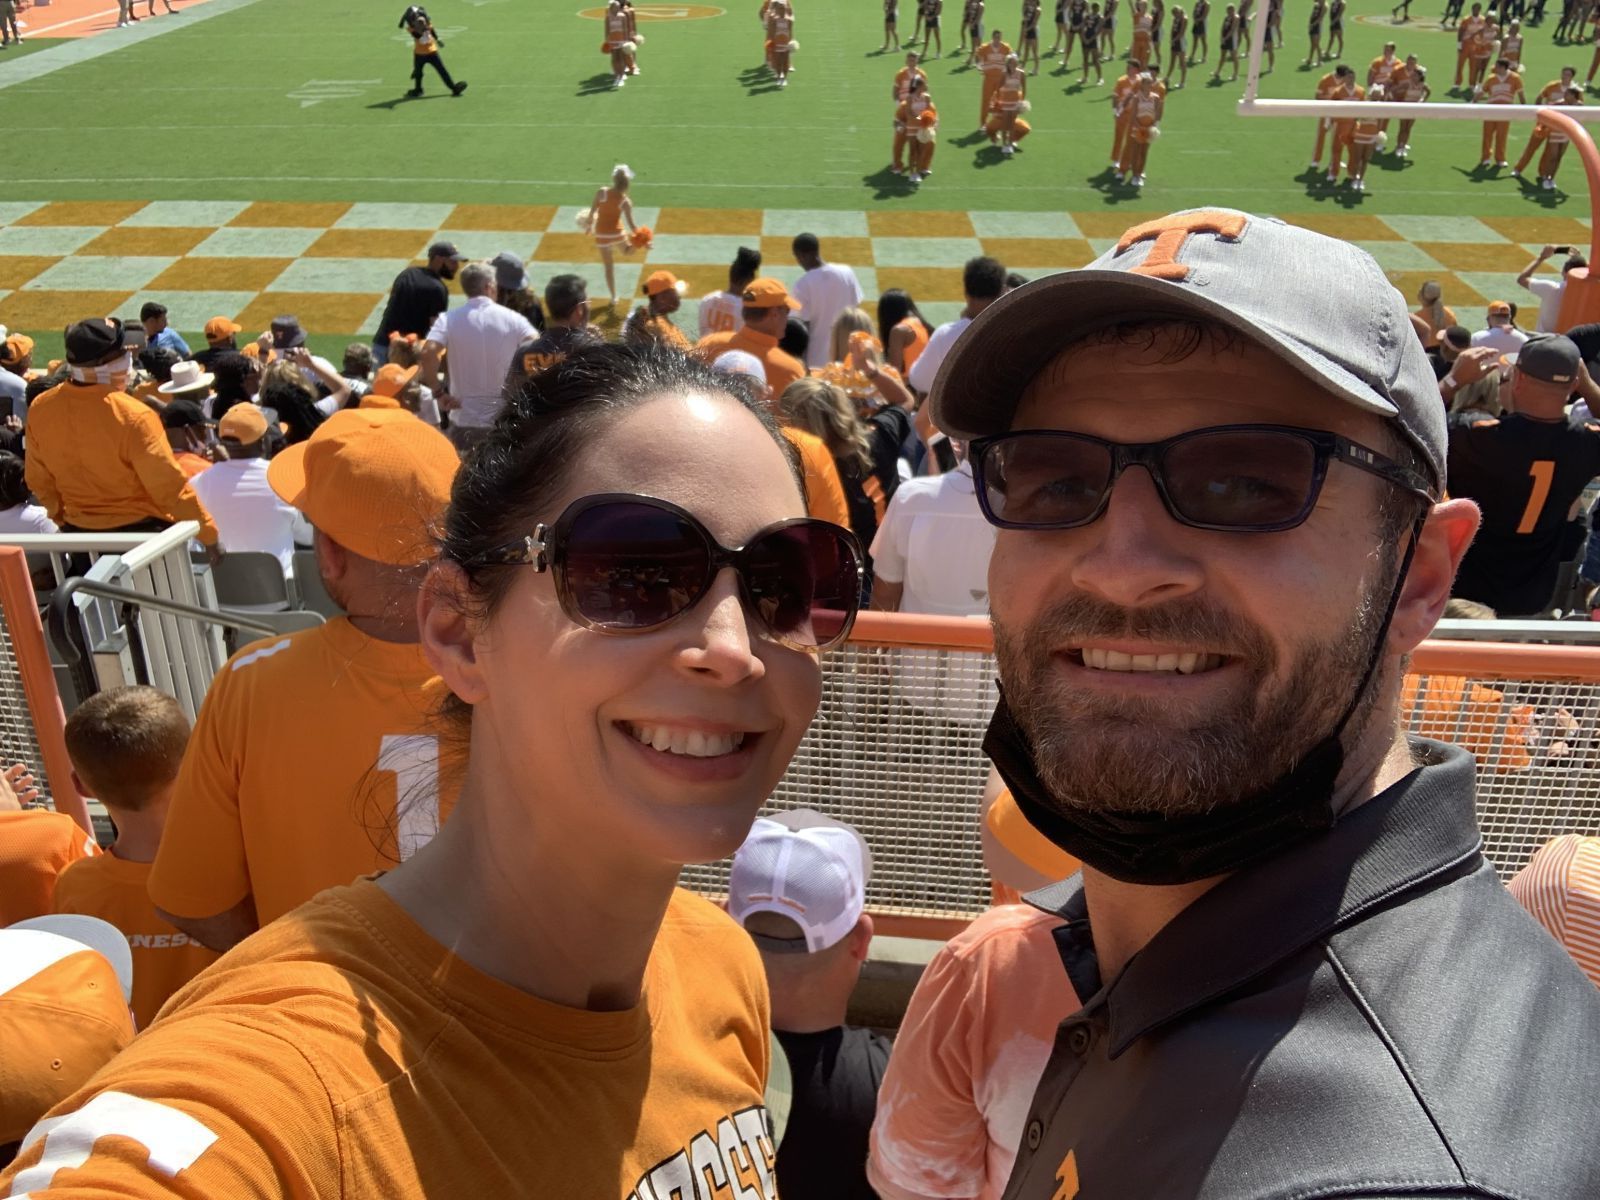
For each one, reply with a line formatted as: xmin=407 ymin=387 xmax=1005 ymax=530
xmin=419 ymin=560 xmax=489 ymax=704
xmin=1388 ymin=498 xmax=1480 ymax=655
xmin=846 ymin=913 xmax=875 ymax=964
xmin=313 ymin=529 xmax=348 ymax=589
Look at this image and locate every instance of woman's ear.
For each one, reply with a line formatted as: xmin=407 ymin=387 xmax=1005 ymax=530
xmin=419 ymin=561 xmax=489 ymax=705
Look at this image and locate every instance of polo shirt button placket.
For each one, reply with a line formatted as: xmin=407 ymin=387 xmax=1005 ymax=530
xmin=1067 ymin=1023 xmax=1093 ymax=1056
xmin=1026 ymin=1118 xmax=1044 ymax=1150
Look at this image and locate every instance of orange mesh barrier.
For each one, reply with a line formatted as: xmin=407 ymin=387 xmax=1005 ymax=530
xmin=682 ymin=616 xmax=1600 ymax=929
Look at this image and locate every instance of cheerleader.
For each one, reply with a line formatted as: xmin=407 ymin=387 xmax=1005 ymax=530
xmin=1306 ymin=0 xmax=1324 ymax=67
xmin=1345 ymin=84 xmax=1385 ymax=190
xmin=1191 ymin=0 xmax=1209 ymax=61
xmin=1165 ymin=5 xmax=1188 ymax=85
xmin=766 ymin=0 xmax=797 ymax=86
xmin=1211 ymin=2 xmax=1238 ymax=79
xmin=1538 ymin=86 xmax=1584 ymax=190
xmin=1395 ymin=63 xmax=1430 ymax=157
xmin=1118 ymin=72 xmax=1163 ymax=185
xmin=1080 ymin=1 xmax=1105 ymax=79
xmin=581 ymin=164 xmax=641 ymax=308
xmin=1130 ymin=0 xmax=1155 ymax=64
xmin=1101 ymin=0 xmax=1118 ymax=57
xmin=898 ymin=76 xmax=940 ymax=181
xmin=883 ymin=0 xmax=901 ymax=50
xmin=923 ymin=0 xmax=944 ymax=57
xmin=985 ymin=55 xmax=1032 ymax=152
xmin=602 ymin=0 xmax=636 ymax=89
xmin=1049 ymin=0 xmax=1070 ymax=54
xmin=961 ymin=0 xmax=986 ymax=61
xmin=1326 ymin=0 xmax=1344 ymax=61
xmin=1501 ymin=19 xmax=1523 ymax=71
xmin=1021 ymin=0 xmax=1043 ymax=71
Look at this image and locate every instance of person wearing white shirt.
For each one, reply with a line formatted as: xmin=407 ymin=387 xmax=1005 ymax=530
xmin=791 ymin=234 xmax=865 ymax=369
xmin=906 ymin=256 xmax=1009 ymax=396
xmin=0 ymin=450 xmax=56 ymax=536
xmin=191 ymin=404 xmax=313 ymax=577
xmin=420 ymin=261 xmax=537 ymax=455
xmin=699 ymin=246 xmax=762 ymax=338
xmin=1470 ymin=301 xmax=1531 ymax=358
xmin=1517 ymin=245 xmax=1587 ymax=333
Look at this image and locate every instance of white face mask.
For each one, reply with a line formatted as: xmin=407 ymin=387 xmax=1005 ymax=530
xmin=69 ymin=351 xmax=134 ymax=387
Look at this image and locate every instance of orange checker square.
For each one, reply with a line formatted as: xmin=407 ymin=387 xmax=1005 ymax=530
xmin=13 ymin=201 xmax=148 ymax=228
xmin=444 ymin=204 xmax=558 ymax=232
xmin=871 ymin=266 xmax=967 ymax=301
xmin=1479 ymin=216 xmax=1591 ymax=247
xmin=306 ymin=230 xmax=431 ymax=260
xmin=533 ymin=232 xmax=606 ymax=261
xmin=228 ymin=202 xmax=354 ymax=229
xmin=760 ymin=235 xmax=874 ymax=265
xmin=655 ymin=208 xmax=764 ymax=236
xmin=982 ymin=238 xmax=1096 ymax=269
xmin=1069 ymin=211 xmax=1165 ymax=239
xmin=146 ymin=258 xmax=295 ymax=292
xmin=0 ymin=257 xmax=62 ymax=290
xmin=0 ymin=290 xmax=137 ymax=332
xmin=867 ymin=211 xmax=976 ymax=238
xmin=77 ymin=228 xmax=213 ymax=258
xmin=1416 ymin=242 xmax=1538 ymax=274
xmin=1387 ymin=270 xmax=1486 ymax=307
xmin=234 ymin=293 xmax=380 ymax=336
xmin=1278 ymin=214 xmax=1401 ymax=241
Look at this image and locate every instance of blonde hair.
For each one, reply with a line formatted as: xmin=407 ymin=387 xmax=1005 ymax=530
xmin=258 ymin=359 xmax=314 ymax=400
xmin=828 ymin=307 xmax=877 ymax=366
xmin=780 ymin=377 xmax=873 ymax=474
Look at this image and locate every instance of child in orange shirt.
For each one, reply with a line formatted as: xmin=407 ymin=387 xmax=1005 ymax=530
xmin=52 ymin=686 xmax=218 ymax=1029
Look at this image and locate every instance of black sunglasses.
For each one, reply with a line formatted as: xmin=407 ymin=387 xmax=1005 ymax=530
xmin=971 ymin=423 xmax=1436 ymax=533
xmin=467 ymin=493 xmax=864 ymax=652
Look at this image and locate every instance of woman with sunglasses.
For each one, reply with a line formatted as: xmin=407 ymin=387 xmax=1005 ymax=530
xmin=0 ymin=344 xmax=864 ymax=1198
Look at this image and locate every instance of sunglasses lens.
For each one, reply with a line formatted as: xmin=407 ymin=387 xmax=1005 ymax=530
xmin=981 ymin=435 xmax=1113 ymax=527
xmin=561 ymin=502 xmax=710 ymax=629
xmin=744 ymin=523 xmax=862 ymax=649
xmin=1162 ymin=430 xmax=1318 ymax=528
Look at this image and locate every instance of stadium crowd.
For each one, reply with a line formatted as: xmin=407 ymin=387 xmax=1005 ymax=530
xmin=3 ymin=208 xmax=1600 ymax=1199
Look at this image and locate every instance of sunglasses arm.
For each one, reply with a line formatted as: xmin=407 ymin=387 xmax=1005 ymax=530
xmin=471 ymin=525 xmax=551 ymax=571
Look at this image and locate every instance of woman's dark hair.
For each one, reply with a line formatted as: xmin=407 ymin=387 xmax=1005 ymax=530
xmin=440 ymin=342 xmax=804 ymax=624
xmin=779 ymin=316 xmax=810 ymax=360
xmin=0 ymin=452 xmax=28 ymax=509
xmin=138 ymin=346 xmax=182 ymax=384
xmin=258 ymin=361 xmax=326 ymax=445
xmin=209 ymin=352 xmax=255 ymax=411
xmin=877 ymin=288 xmax=933 ymax=347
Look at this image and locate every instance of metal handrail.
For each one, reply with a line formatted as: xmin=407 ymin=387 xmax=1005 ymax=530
xmin=47 ymin=576 xmax=281 ymax=667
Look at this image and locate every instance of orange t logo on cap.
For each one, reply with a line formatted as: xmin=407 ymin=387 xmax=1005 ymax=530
xmin=1115 ymin=210 xmax=1250 ymax=281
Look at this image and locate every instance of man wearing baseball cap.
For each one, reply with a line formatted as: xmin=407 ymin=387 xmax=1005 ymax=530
xmin=189 ymin=403 xmax=311 ymax=575
xmin=0 ymin=332 xmax=32 ymax=421
xmin=373 ymin=241 xmax=463 ymax=366
xmin=693 ymin=277 xmax=806 ymax=398
xmin=1446 ymin=333 xmax=1600 ymax=616
xmin=729 ymin=811 xmax=888 ymax=1200
xmin=149 ymin=409 xmax=461 ymax=953
xmin=25 ymin=317 xmax=218 ymax=548
xmin=193 ymin=317 xmax=245 ymax=371
xmin=928 ymin=209 xmax=1600 ymax=1197
xmin=1469 ymin=298 xmax=1529 ymax=358
xmin=622 ymin=271 xmax=692 ymax=351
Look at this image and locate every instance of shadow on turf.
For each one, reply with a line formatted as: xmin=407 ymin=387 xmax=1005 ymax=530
xmin=736 ymin=65 xmax=783 ymax=95
xmin=1086 ymin=166 xmax=1146 ymax=202
xmin=576 ymin=72 xmax=620 ymax=96
xmin=861 ymin=166 xmax=921 ymax=200
xmin=366 ymin=93 xmax=451 ymax=111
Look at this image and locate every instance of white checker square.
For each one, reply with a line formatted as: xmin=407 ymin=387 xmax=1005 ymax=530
xmin=22 ymin=256 xmax=177 ymax=292
xmin=335 ymin=203 xmax=459 ymax=230
xmin=0 ymin=226 xmax=106 ymax=256
xmin=763 ymin=210 xmax=870 ymax=238
xmin=189 ymin=227 xmax=324 ymax=258
xmin=267 ymin=258 xmax=416 ymax=294
xmin=120 ymin=201 xmax=252 ymax=228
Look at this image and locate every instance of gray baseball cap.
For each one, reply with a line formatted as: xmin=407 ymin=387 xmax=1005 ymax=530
xmin=1510 ymin=334 xmax=1581 ymax=385
xmin=929 ymin=208 xmax=1447 ymax=487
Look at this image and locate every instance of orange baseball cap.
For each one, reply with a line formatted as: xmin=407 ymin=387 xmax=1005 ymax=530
xmin=1488 ymin=300 xmax=1513 ymax=316
xmin=643 ymin=270 xmax=689 ymax=297
xmin=267 ymin=408 xmax=459 ymax=566
xmin=1 ymin=916 xmax=136 ymax=1144
xmin=370 ymin=363 xmax=418 ymax=398
xmin=0 ymin=333 xmax=34 ymax=367
xmin=204 ymin=316 xmax=243 ymax=343
xmin=218 ymin=402 xmax=269 ymax=444
xmin=741 ymin=277 xmax=803 ymax=311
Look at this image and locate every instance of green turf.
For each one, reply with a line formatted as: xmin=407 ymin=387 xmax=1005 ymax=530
xmin=0 ymin=0 xmax=1592 ymax=215
xmin=0 ymin=35 xmax=65 ymax=60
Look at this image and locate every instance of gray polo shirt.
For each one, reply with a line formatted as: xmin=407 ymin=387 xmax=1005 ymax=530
xmin=1003 ymin=741 xmax=1600 ymax=1200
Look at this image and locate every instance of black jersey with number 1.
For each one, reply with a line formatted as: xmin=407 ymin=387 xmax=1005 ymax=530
xmin=1446 ymin=411 xmax=1600 ymax=615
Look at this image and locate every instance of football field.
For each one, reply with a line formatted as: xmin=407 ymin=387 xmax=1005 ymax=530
xmin=0 ymin=0 xmax=1593 ymax=350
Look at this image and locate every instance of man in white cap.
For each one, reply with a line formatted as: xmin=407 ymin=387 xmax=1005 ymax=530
xmin=729 ymin=810 xmax=888 ymax=1200
xmin=928 ymin=209 xmax=1600 ymax=1196
xmin=190 ymin=403 xmax=312 ymax=577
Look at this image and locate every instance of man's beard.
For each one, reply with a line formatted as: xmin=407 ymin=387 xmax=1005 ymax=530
xmin=992 ymin=566 xmax=1392 ymax=821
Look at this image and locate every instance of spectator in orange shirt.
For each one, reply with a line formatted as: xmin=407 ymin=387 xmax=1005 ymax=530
xmin=878 ymin=289 xmax=934 ymax=376
xmin=694 ymin=277 xmax=808 ymax=397
xmin=158 ymin=400 xmax=218 ymax=481
xmin=24 ymin=318 xmax=218 ymax=548
xmin=623 ymin=271 xmax=692 ymax=351
xmin=53 ymin=687 xmax=219 ymax=1029
xmin=0 ymin=760 xmax=91 ymax=927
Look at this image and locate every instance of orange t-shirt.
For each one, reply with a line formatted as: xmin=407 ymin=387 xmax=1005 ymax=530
xmin=692 ymin=326 xmax=808 ymax=398
xmin=783 ymin=426 xmax=853 ymax=530
xmin=986 ymin=789 xmax=1081 ymax=881
xmin=0 ymin=880 xmax=777 ymax=1198
xmin=0 ymin=808 xmax=98 ymax=926
xmin=1401 ymin=674 xmax=1533 ymax=771
xmin=148 ymin=617 xmax=459 ymax=928
xmin=868 ymin=904 xmax=1079 ymax=1200
xmin=976 ymin=41 xmax=1013 ymax=75
xmin=52 ymin=853 xmax=220 ymax=1030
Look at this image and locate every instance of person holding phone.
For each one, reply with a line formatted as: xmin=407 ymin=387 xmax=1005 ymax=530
xmin=1517 ymin=243 xmax=1589 ymax=332
xmin=1 ymin=344 xmax=863 ymax=1197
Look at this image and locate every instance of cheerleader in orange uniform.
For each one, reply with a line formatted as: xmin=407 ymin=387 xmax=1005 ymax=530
xmin=985 ymin=57 xmax=1031 ymax=155
xmin=602 ymin=0 xmax=638 ymax=89
xmin=582 ymin=164 xmax=641 ymax=308
xmin=1130 ymin=0 xmax=1155 ymax=65
xmin=898 ymin=77 xmax=939 ymax=182
xmin=767 ymin=0 xmax=797 ymax=87
xmin=1344 ymin=84 xmax=1384 ymax=191
xmin=1538 ymin=86 xmax=1585 ymax=191
xmin=1117 ymin=72 xmax=1163 ymax=187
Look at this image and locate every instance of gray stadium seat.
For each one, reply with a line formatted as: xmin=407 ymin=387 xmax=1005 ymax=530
xmin=292 ymin=550 xmax=344 ymax=619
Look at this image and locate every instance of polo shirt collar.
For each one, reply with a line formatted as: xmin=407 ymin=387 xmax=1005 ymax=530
xmin=1029 ymin=739 xmax=1482 ymax=1057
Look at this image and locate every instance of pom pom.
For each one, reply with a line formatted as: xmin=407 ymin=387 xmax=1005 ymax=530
xmin=1017 ymin=99 xmax=1032 ymax=113
xmin=620 ymin=39 xmax=637 ymax=53
xmin=848 ymin=330 xmax=883 ymax=353
xmin=916 ymin=127 xmax=938 ymax=143
xmin=1375 ymin=130 xmax=1388 ymax=148
xmin=785 ymin=39 xmax=800 ymax=51
xmin=917 ymin=107 xmax=938 ymax=125
xmin=601 ymin=40 xmax=613 ymax=52
xmin=1146 ymin=125 xmax=1162 ymax=140
xmin=575 ymin=206 xmax=594 ymax=230
xmin=628 ymin=225 xmax=654 ymax=250
xmin=635 ymin=33 xmax=646 ymax=44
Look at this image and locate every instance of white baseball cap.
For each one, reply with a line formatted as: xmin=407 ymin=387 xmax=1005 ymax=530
xmin=729 ymin=810 xmax=871 ymax=954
